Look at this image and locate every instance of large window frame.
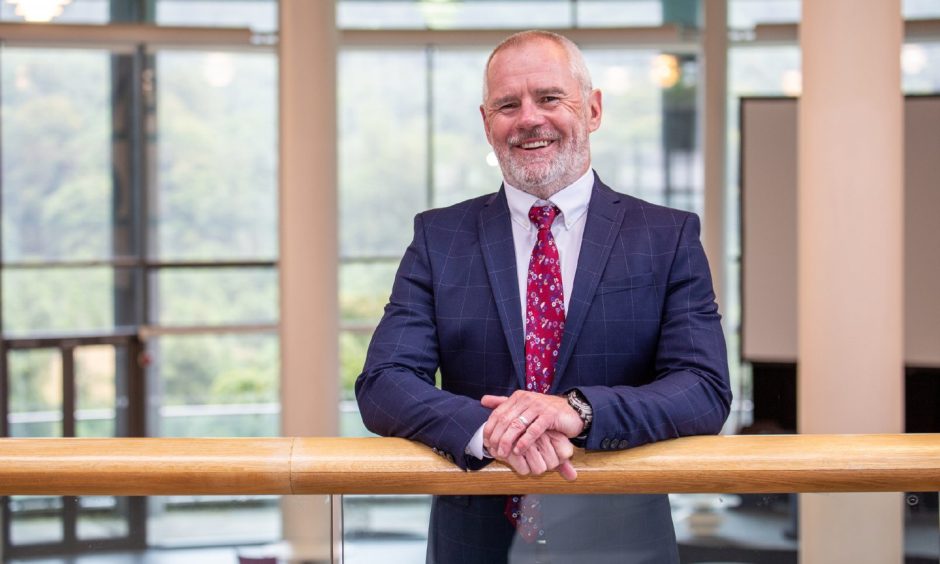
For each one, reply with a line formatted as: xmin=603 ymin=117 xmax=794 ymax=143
xmin=0 ymin=21 xmax=278 ymax=558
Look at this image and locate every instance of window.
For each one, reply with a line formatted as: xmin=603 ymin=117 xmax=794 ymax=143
xmin=0 ymin=4 xmax=279 ymax=556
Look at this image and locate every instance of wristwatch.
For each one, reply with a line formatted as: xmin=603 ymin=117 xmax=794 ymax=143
xmin=565 ymin=389 xmax=593 ymax=445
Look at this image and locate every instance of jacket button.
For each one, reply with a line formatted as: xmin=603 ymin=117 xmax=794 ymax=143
xmin=616 ymin=439 xmax=627 ymax=449
xmin=601 ymin=438 xmax=611 ymax=449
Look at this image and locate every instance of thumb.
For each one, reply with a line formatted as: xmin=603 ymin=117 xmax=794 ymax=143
xmin=557 ymin=460 xmax=578 ymax=481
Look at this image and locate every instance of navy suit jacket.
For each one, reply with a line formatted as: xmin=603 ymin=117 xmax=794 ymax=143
xmin=356 ymin=174 xmax=731 ymax=561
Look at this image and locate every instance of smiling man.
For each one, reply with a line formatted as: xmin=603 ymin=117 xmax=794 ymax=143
xmin=357 ymin=30 xmax=731 ymax=563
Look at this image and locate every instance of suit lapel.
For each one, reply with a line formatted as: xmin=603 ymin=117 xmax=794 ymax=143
xmin=550 ymin=179 xmax=626 ymax=392
xmin=478 ymin=188 xmax=527 ymax=387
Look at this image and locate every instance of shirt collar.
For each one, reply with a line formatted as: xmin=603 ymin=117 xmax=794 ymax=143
xmin=504 ymin=167 xmax=594 ymax=231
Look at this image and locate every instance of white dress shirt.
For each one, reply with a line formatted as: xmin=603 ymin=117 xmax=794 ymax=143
xmin=465 ymin=167 xmax=595 ymax=459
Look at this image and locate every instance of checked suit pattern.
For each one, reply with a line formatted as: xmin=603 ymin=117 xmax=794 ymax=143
xmin=356 ymin=175 xmax=731 ymax=563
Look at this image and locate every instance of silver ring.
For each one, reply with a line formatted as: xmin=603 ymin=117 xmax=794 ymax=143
xmin=517 ymin=415 xmax=530 ymax=426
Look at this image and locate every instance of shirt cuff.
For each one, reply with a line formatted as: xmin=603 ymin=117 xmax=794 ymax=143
xmin=464 ymin=423 xmax=492 ymax=459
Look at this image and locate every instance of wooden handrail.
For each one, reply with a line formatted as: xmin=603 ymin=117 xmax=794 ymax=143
xmin=0 ymin=434 xmax=938 ymax=496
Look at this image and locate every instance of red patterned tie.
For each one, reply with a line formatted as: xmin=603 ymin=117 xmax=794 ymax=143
xmin=523 ymin=204 xmax=566 ymax=394
xmin=506 ymin=204 xmax=566 ymax=542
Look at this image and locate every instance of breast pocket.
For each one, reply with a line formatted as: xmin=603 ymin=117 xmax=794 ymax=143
xmin=596 ymin=272 xmax=656 ymax=295
xmin=596 ymin=270 xmax=661 ymax=334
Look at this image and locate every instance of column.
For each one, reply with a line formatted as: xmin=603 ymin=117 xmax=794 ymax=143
xmin=701 ymin=0 xmax=727 ymax=311
xmin=279 ymin=0 xmax=339 ymax=560
xmin=798 ymin=1 xmax=904 ymax=563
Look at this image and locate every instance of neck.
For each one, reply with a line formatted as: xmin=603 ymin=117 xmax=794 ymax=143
xmin=512 ymin=162 xmax=591 ymax=201
xmin=518 ymin=182 xmax=566 ymax=201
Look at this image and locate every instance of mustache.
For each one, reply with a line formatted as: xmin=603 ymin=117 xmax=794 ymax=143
xmin=507 ymin=127 xmax=561 ymax=147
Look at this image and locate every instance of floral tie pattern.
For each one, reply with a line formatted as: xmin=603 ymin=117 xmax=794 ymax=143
xmin=506 ymin=204 xmax=566 ymax=543
xmin=524 ymin=204 xmax=565 ymax=394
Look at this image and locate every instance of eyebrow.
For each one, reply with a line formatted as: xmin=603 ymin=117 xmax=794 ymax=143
xmin=489 ymin=87 xmax=569 ymax=108
xmin=490 ymin=95 xmax=518 ymax=107
xmin=533 ymin=87 xmax=567 ymax=97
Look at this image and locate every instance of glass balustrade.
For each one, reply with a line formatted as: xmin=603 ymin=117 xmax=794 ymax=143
xmin=336 ymin=491 xmax=939 ymax=564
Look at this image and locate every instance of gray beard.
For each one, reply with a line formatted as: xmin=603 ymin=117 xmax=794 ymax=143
xmin=495 ymin=128 xmax=591 ymax=200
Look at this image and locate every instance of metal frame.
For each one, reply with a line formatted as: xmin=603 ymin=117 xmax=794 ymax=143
xmin=1 ymin=333 xmax=145 ymax=557
xmin=0 ymin=22 xmax=256 ymax=49
xmin=751 ymin=19 xmax=940 ymax=44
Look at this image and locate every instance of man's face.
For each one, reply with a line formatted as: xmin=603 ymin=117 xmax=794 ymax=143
xmin=480 ymin=39 xmax=602 ymax=198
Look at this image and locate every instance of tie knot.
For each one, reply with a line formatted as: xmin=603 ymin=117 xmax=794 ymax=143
xmin=528 ymin=205 xmax=560 ymax=231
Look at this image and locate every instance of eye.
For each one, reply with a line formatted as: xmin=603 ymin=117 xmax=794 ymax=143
xmin=541 ymin=96 xmax=560 ymax=104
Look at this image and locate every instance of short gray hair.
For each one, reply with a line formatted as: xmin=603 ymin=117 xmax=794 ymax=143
xmin=482 ymin=30 xmax=593 ymax=103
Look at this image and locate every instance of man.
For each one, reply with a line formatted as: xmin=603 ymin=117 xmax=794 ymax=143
xmin=356 ymin=30 xmax=731 ymax=563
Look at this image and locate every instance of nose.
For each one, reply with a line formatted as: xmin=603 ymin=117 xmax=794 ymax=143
xmin=516 ymin=98 xmax=546 ymax=129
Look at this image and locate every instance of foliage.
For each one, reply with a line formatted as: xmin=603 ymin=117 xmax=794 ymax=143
xmin=2 ymin=48 xmax=279 ymax=436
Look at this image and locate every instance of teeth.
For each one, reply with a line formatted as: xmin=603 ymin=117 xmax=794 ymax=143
xmin=520 ymin=140 xmax=550 ymax=149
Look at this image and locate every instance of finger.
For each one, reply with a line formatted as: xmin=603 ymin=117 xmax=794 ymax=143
xmin=535 ymin=434 xmax=559 ymax=470
xmin=483 ymin=409 xmax=512 ymax=449
xmin=482 ymin=408 xmax=502 ymax=438
xmin=486 ymin=395 xmax=535 ymax=457
xmin=507 ymin=452 xmax=530 ymax=476
xmin=557 ymin=460 xmax=578 ymax=481
xmin=495 ymin=414 xmax=531 ymax=459
xmin=488 ymin=391 xmax=534 ymax=427
xmin=500 ymin=405 xmax=546 ymax=457
xmin=508 ymin=394 xmax=566 ymax=455
xmin=483 ymin=394 xmax=524 ymax=442
xmin=480 ymin=395 xmax=509 ymax=409
xmin=547 ymin=432 xmax=574 ymax=461
xmin=523 ymin=443 xmax=548 ymax=475
xmin=512 ymin=415 xmax=550 ymax=455
xmin=544 ymin=432 xmax=577 ymax=480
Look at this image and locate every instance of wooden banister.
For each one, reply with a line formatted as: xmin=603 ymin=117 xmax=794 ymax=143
xmin=1 ymin=434 xmax=938 ymax=496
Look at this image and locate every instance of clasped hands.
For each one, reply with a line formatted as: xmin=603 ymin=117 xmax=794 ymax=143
xmin=481 ymin=390 xmax=584 ymax=481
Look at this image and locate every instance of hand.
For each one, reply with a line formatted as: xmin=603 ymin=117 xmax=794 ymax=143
xmin=499 ymin=430 xmax=578 ymax=481
xmin=481 ymin=391 xmax=584 ymax=477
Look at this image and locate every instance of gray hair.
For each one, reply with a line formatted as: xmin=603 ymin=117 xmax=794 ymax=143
xmin=482 ymin=30 xmax=593 ymax=103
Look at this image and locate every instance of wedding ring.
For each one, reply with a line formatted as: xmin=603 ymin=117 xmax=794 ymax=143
xmin=517 ymin=415 xmax=530 ymax=426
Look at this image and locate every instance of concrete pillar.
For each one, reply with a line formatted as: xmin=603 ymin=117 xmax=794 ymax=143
xmin=798 ymin=1 xmax=904 ymax=563
xmin=279 ymin=0 xmax=339 ymax=561
xmin=701 ymin=0 xmax=727 ymax=312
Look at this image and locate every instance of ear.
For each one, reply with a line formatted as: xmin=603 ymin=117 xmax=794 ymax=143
xmin=587 ymin=89 xmax=602 ymax=133
xmin=480 ymin=104 xmax=493 ymax=144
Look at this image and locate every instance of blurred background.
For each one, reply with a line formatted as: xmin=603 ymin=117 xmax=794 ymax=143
xmin=0 ymin=1 xmax=937 ymax=562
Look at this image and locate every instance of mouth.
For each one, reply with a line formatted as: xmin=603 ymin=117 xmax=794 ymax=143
xmin=514 ymin=139 xmax=555 ymax=151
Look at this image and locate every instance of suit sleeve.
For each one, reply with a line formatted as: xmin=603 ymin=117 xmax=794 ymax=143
xmin=574 ymin=213 xmax=732 ymax=450
xmin=355 ymin=213 xmax=493 ymax=470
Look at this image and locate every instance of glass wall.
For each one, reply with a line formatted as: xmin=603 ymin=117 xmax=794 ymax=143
xmin=0 ymin=0 xmax=280 ymax=558
xmin=7 ymin=496 xmax=319 ymax=563
xmin=338 ymin=491 xmax=939 ymax=562
xmin=338 ymin=0 xmax=690 ymax=29
xmin=146 ymin=40 xmax=279 ymax=554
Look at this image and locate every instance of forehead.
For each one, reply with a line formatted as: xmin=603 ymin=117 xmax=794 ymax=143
xmin=485 ymin=40 xmax=578 ymax=98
